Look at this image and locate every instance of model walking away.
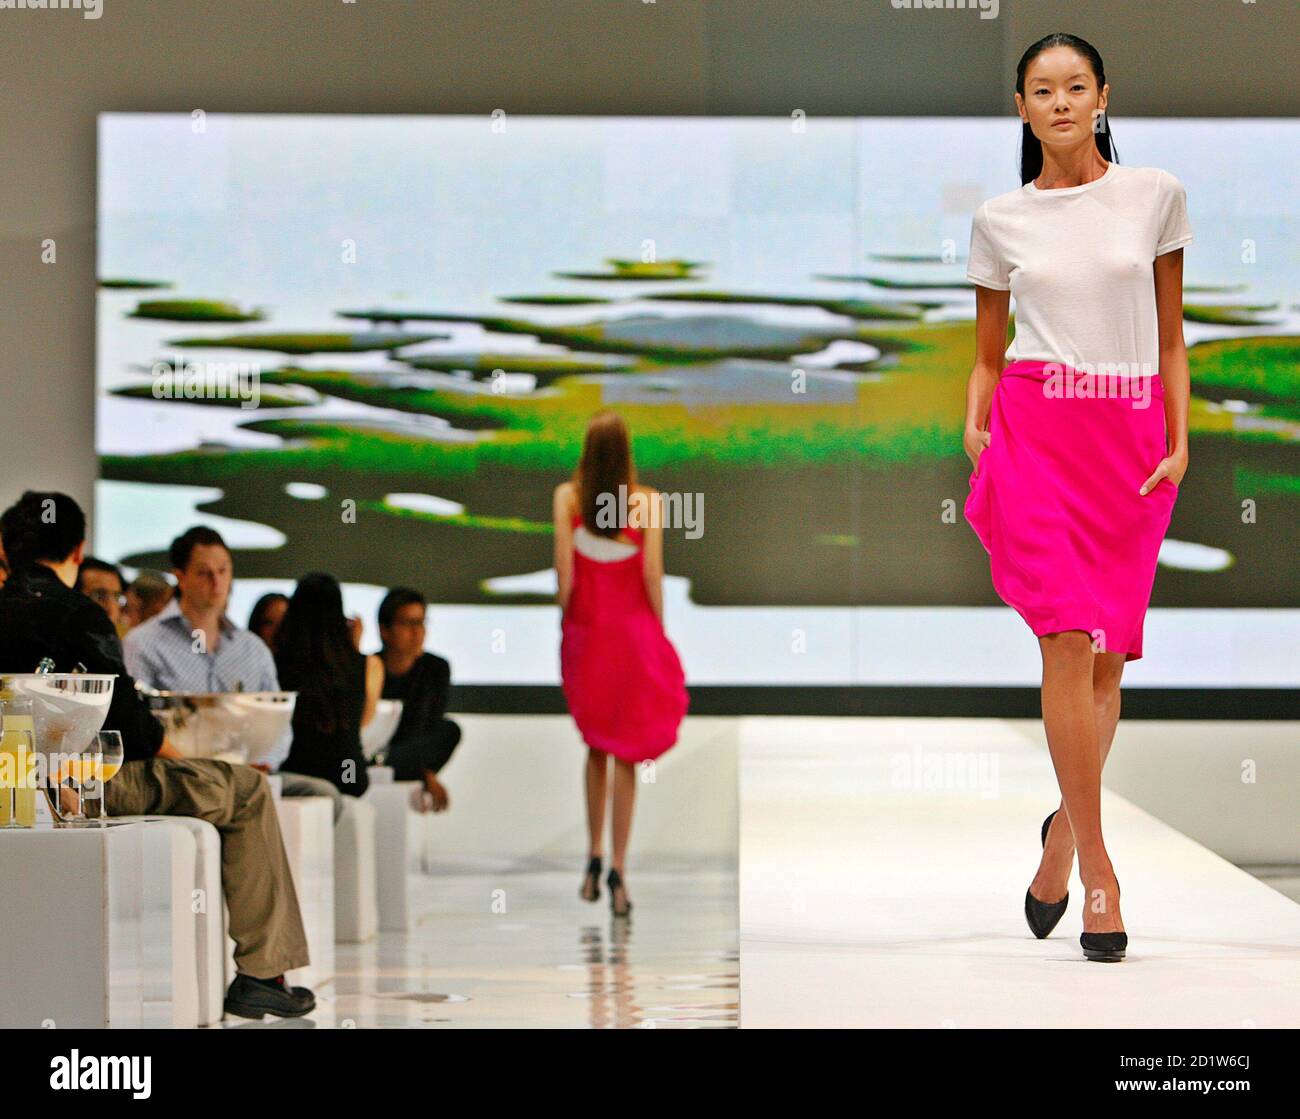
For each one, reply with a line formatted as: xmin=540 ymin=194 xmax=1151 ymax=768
xmin=962 ymin=33 xmax=1193 ymax=962
xmin=554 ymin=410 xmax=689 ymax=918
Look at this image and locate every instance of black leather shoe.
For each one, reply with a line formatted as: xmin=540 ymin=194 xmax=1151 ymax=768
xmin=1025 ymin=811 xmax=1068 ymax=938
xmin=224 ymin=973 xmax=316 ymax=1020
xmin=1080 ymin=930 xmax=1127 ymax=961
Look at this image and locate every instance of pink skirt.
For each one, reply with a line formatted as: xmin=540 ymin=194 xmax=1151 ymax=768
xmin=964 ymin=359 xmax=1178 ymax=661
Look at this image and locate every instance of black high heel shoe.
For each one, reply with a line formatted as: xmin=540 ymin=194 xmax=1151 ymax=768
xmin=1080 ymin=931 xmax=1127 ymax=961
xmin=1040 ymin=808 xmax=1059 ymax=847
xmin=1080 ymin=877 xmax=1127 ymax=961
xmin=1025 ymin=810 xmax=1069 ymax=939
xmin=579 ymin=856 xmax=602 ymax=902
xmin=606 ymin=868 xmax=632 ymax=918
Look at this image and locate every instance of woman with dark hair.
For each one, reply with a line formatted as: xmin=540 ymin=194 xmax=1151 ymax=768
xmin=554 ymin=410 xmax=689 ymax=917
xmin=276 ymin=573 xmax=384 ymax=797
xmin=963 ymin=34 xmax=1193 ymax=962
xmin=248 ymin=591 xmax=289 ymax=653
xmin=377 ymin=586 xmax=461 ymax=810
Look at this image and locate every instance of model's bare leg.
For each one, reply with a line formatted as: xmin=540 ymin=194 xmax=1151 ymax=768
xmin=1036 ymin=650 xmax=1126 ymax=888
xmin=581 ymin=749 xmax=608 ymax=899
xmin=1031 ymin=632 xmax=1123 ymax=934
xmin=609 ymin=759 xmax=637 ymax=909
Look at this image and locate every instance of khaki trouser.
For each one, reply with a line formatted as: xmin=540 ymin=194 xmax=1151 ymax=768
xmin=106 ymin=757 xmax=310 ymax=979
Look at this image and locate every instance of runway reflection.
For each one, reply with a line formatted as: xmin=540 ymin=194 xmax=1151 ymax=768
xmin=218 ymin=861 xmax=735 ymax=1029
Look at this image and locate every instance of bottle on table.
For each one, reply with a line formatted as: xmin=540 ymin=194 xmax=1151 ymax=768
xmin=0 ymin=689 xmax=38 ymax=829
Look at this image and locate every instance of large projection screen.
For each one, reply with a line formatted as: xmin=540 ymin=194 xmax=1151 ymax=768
xmin=96 ymin=114 xmax=1299 ymax=690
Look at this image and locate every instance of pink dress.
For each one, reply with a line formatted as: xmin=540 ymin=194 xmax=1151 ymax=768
xmin=560 ymin=511 xmax=688 ymax=761
xmin=964 ymin=359 xmax=1178 ymax=661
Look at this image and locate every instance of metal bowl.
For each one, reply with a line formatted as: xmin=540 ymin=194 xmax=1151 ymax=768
xmin=144 ymin=690 xmax=296 ymax=766
xmin=0 ymin=673 xmax=116 ymax=759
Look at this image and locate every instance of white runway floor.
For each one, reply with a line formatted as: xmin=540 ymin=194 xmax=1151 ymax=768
xmin=206 ymin=712 xmax=739 ymax=1029
xmin=740 ymin=717 xmax=1300 ymax=1028
xmin=218 ymin=860 xmax=737 ymax=1029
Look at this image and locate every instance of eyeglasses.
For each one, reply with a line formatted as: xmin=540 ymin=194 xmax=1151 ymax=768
xmin=87 ymin=589 xmax=127 ymax=608
xmin=388 ymin=618 xmax=426 ymax=629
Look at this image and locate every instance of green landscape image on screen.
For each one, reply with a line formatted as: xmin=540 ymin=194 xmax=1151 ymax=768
xmin=97 ymin=115 xmax=1299 ymax=621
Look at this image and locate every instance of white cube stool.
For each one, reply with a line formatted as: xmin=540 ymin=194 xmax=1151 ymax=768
xmin=138 ymin=820 xmax=201 ymax=1028
xmin=273 ymin=795 xmax=335 ymax=990
xmin=115 ymin=814 xmax=224 ymax=1027
xmin=334 ymin=797 xmax=378 ymax=943
xmin=0 ymin=824 xmax=146 ymax=1028
xmin=363 ymin=770 xmax=423 ymax=932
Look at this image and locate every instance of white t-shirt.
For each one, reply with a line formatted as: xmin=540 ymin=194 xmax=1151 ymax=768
xmin=965 ymin=162 xmax=1193 ymax=377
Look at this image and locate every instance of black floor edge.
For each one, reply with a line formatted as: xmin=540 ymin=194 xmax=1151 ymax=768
xmin=449 ymin=685 xmax=1296 ymax=720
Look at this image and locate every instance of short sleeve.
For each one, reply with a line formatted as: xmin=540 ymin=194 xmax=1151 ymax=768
xmin=1154 ymin=170 xmax=1193 ymax=256
xmin=965 ymin=202 xmax=1011 ymax=290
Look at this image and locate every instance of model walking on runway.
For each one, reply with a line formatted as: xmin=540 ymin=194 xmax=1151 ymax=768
xmin=554 ymin=410 xmax=689 ymax=918
xmin=962 ymin=34 xmax=1193 ymax=962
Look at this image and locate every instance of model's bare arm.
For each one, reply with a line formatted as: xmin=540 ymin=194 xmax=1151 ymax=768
xmin=641 ymin=489 xmax=665 ymax=624
xmin=1143 ymin=247 xmax=1190 ymax=493
xmin=964 ymin=285 xmax=1011 ymax=469
xmin=554 ymin=483 xmax=575 ymax=614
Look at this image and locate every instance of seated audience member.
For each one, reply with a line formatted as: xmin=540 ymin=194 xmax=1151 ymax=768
xmin=124 ymin=527 xmax=343 ymax=821
xmin=75 ymin=555 xmax=128 ymax=636
xmin=276 ymin=572 xmax=383 ymax=798
xmin=123 ymin=569 xmax=173 ymax=631
xmin=378 ymin=587 xmax=461 ymax=812
xmin=0 ymin=492 xmax=314 ymax=1019
xmin=249 ymin=591 xmax=289 ymax=653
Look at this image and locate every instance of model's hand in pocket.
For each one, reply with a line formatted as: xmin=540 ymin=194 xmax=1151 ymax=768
xmin=1139 ymin=451 xmax=1188 ymax=495
xmin=964 ymin=426 xmax=991 ymax=473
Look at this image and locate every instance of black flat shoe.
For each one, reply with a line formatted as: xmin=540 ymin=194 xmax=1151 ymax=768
xmin=1080 ymin=930 xmax=1127 ymax=962
xmin=223 ymin=974 xmax=316 ymax=1020
xmin=580 ymin=855 xmax=602 ymax=902
xmin=1025 ymin=810 xmax=1068 ymax=938
xmin=607 ymin=868 xmax=632 ymax=918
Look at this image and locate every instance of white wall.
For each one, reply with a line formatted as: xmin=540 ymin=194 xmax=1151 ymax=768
xmin=1000 ymin=717 xmax=1299 ymax=865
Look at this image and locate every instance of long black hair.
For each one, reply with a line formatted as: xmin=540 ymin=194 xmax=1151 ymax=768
xmin=275 ymin=572 xmax=358 ymax=736
xmin=1015 ymin=33 xmax=1119 ymax=186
